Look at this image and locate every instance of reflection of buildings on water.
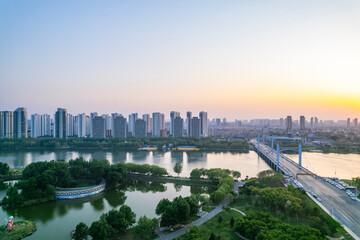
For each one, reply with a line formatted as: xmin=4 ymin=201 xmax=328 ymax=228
xmin=111 ymin=151 xmax=127 ymax=163
xmin=170 ymin=151 xmax=184 ymax=162
xmin=129 ymin=151 xmax=149 ymax=162
xmin=186 ymin=151 xmax=207 ymax=162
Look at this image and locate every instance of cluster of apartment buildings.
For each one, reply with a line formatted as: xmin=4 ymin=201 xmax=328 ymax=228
xmin=0 ymin=107 xmax=208 ymax=139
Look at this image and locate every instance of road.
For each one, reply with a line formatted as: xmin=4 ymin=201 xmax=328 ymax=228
xmin=251 ymin=139 xmax=360 ymax=239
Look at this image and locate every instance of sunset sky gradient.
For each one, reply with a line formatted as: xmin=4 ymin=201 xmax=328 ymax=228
xmin=1 ymin=0 xmax=359 ymax=120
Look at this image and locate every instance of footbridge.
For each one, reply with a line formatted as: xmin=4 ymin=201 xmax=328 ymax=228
xmin=250 ymin=138 xmax=360 ymax=239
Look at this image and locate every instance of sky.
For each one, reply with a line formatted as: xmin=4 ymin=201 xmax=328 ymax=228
xmin=1 ymin=0 xmax=360 ymax=121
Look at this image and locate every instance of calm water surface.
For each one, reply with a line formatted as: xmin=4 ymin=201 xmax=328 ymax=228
xmin=0 ymin=150 xmax=270 ymax=240
xmin=286 ymin=152 xmax=360 ymax=179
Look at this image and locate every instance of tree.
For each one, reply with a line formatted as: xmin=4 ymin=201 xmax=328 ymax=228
xmin=155 ymin=198 xmax=171 ymax=215
xmin=209 ymin=233 xmax=216 ymax=240
xmin=100 ymin=205 xmax=136 ymax=235
xmin=132 ymin=216 xmax=158 ymax=240
xmin=186 ymin=226 xmax=202 ymax=240
xmin=218 ymin=215 xmax=223 ymax=223
xmin=73 ymin=222 xmax=88 ymax=240
xmin=0 ymin=162 xmax=9 ymax=175
xmin=190 ymin=168 xmax=202 ymax=179
xmin=230 ymin=217 xmax=235 ymax=228
xmin=173 ymin=162 xmax=182 ymax=176
xmin=89 ymin=221 xmax=109 ymax=240
xmin=232 ymin=171 xmax=241 ymax=179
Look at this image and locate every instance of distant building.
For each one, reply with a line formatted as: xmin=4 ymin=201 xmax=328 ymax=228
xmin=13 ymin=107 xmax=27 ymax=138
xmin=67 ymin=114 xmax=74 ymax=136
xmin=216 ymin=118 xmax=221 ymax=126
xmin=92 ymin=116 xmax=106 ymax=138
xmin=173 ymin=116 xmax=183 ymax=138
xmin=300 ymin=116 xmax=305 ymax=132
xmin=170 ymin=111 xmax=180 ymax=136
xmin=128 ymin=113 xmax=138 ymax=136
xmin=112 ymin=115 xmax=127 ymax=138
xmin=353 ymin=118 xmax=358 ymax=127
xmin=286 ymin=116 xmax=292 ymax=133
xmin=347 ymin=118 xmax=351 ymax=128
xmin=199 ymin=111 xmax=208 ymax=137
xmin=152 ymin=112 xmax=165 ymax=137
xmin=142 ymin=114 xmax=151 ymax=135
xmin=310 ymin=117 xmax=314 ymax=129
xmin=0 ymin=111 xmax=13 ymax=138
xmin=31 ymin=114 xmax=41 ymax=138
xmin=135 ymin=119 xmax=146 ymax=138
xmin=77 ymin=113 xmax=87 ymax=138
xmin=55 ymin=108 xmax=67 ymax=138
xmin=186 ymin=111 xmax=192 ymax=137
xmin=89 ymin=112 xmax=98 ymax=137
xmin=191 ymin=117 xmax=201 ymax=138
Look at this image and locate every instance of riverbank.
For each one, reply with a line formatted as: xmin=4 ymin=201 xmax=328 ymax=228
xmin=0 ymin=220 xmax=37 ymax=240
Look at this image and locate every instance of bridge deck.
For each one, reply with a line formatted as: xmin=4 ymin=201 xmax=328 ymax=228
xmin=251 ymin=139 xmax=360 ymax=239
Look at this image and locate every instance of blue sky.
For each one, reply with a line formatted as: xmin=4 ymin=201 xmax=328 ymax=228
xmin=1 ymin=1 xmax=359 ymax=120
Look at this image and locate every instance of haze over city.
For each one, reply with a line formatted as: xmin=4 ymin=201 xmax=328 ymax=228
xmin=1 ymin=1 xmax=360 ymax=120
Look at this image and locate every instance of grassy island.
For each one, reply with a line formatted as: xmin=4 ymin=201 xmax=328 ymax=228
xmin=0 ymin=221 xmax=36 ymax=240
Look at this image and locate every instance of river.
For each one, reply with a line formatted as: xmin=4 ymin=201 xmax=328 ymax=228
xmin=0 ymin=149 xmax=359 ymax=239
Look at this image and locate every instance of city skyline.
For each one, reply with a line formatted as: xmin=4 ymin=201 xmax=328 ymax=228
xmin=1 ymin=1 xmax=360 ymax=120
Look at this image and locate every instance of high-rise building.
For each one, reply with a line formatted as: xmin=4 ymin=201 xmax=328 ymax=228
xmin=41 ymin=114 xmax=51 ymax=136
xmin=135 ymin=119 xmax=146 ymax=138
xmin=286 ymin=116 xmax=292 ymax=133
xmin=55 ymin=108 xmax=67 ymax=138
xmin=170 ymin=111 xmax=180 ymax=136
xmin=77 ymin=113 xmax=87 ymax=138
xmin=314 ymin=117 xmax=318 ymax=128
xmin=300 ymin=116 xmax=305 ymax=132
xmin=67 ymin=114 xmax=74 ymax=136
xmin=186 ymin=111 xmax=192 ymax=137
xmin=92 ymin=116 xmax=106 ymax=138
xmin=152 ymin=112 xmax=165 ymax=137
xmin=13 ymin=107 xmax=27 ymax=138
xmin=90 ymin=112 xmax=98 ymax=137
xmin=113 ymin=115 xmax=127 ymax=138
xmin=173 ymin=116 xmax=183 ymax=138
xmin=199 ymin=111 xmax=208 ymax=137
xmin=310 ymin=117 xmax=314 ymax=129
xmin=354 ymin=118 xmax=358 ymax=127
xmin=128 ymin=113 xmax=138 ymax=137
xmin=0 ymin=111 xmax=14 ymax=138
xmin=191 ymin=117 xmax=201 ymax=138
xmin=31 ymin=114 xmax=41 ymax=138
xmin=347 ymin=118 xmax=351 ymax=128
xmin=216 ymin=118 xmax=221 ymax=126
xmin=279 ymin=118 xmax=284 ymax=128
xmin=142 ymin=114 xmax=151 ymax=135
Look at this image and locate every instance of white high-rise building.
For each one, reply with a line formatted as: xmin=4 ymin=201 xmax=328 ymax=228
xmin=41 ymin=114 xmax=51 ymax=136
xmin=0 ymin=111 xmax=13 ymax=138
xmin=199 ymin=111 xmax=208 ymax=137
xmin=128 ymin=113 xmax=138 ymax=136
xmin=67 ymin=114 xmax=74 ymax=136
xmin=142 ymin=114 xmax=151 ymax=135
xmin=90 ymin=112 xmax=98 ymax=137
xmin=78 ymin=113 xmax=87 ymax=138
xmin=186 ymin=111 xmax=192 ymax=137
xmin=152 ymin=112 xmax=165 ymax=137
xmin=31 ymin=114 xmax=41 ymax=138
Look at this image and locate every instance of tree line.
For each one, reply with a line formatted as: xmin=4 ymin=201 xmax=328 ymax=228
xmin=0 ymin=137 xmax=249 ymax=151
xmin=1 ymin=159 xmax=168 ymax=207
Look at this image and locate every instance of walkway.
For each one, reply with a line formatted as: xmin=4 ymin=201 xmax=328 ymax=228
xmin=155 ymin=197 xmax=231 ymax=240
xmin=155 ymin=181 xmax=245 ymax=240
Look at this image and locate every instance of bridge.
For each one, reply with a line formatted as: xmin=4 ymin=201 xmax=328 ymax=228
xmin=250 ymin=138 xmax=360 ymax=239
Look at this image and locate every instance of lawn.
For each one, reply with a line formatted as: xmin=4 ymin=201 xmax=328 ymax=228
xmin=176 ymin=208 xmax=243 ymax=240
